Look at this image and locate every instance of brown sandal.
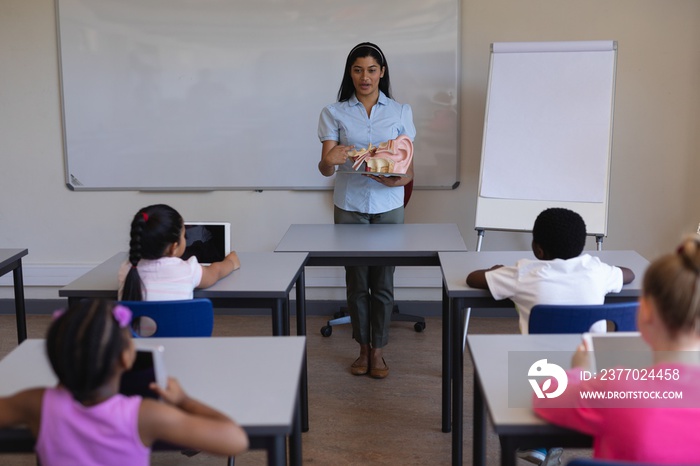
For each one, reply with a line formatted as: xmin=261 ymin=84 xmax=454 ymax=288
xmin=369 ymin=358 xmax=389 ymax=379
xmin=351 ymin=357 xmax=369 ymax=376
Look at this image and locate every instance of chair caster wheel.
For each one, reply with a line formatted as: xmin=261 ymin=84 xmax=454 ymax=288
xmin=414 ymin=322 xmax=426 ymax=332
xmin=320 ymin=325 xmax=333 ymax=337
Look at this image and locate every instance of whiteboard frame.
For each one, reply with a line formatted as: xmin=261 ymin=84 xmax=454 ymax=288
xmin=55 ymin=0 xmax=461 ymax=191
xmin=474 ymin=41 xmax=618 ymax=240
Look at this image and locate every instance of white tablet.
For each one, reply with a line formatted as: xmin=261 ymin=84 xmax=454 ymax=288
xmin=183 ymin=222 xmax=231 ymax=265
xmin=119 ymin=344 xmax=167 ymax=399
xmin=582 ymin=331 xmax=652 ymax=373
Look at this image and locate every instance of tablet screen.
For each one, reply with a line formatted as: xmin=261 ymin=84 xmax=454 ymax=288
xmin=120 ymin=350 xmax=159 ymax=399
xmin=584 ymin=332 xmax=652 ymax=372
xmin=182 ymin=223 xmax=231 ymax=265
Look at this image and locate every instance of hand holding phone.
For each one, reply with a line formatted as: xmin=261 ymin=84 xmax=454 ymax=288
xmin=120 ymin=345 xmax=167 ymax=399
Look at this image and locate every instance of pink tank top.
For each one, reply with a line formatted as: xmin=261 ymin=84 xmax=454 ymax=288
xmin=36 ymin=387 xmax=150 ymax=466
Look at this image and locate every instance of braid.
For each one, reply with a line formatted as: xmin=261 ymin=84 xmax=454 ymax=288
xmin=122 ymin=209 xmax=147 ymax=301
xmin=122 ymin=204 xmax=184 ymax=301
xmin=47 ymin=299 xmax=127 ymax=403
xmin=128 ymin=211 xmax=146 ymax=267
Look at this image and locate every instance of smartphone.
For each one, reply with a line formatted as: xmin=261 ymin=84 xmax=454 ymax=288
xmin=119 ymin=345 xmax=167 ymax=399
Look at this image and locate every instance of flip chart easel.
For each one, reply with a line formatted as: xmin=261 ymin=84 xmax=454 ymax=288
xmin=474 ymin=41 xmax=617 ymax=251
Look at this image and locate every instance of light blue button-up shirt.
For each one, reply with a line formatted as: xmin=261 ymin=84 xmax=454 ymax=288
xmin=318 ymin=92 xmax=416 ymax=214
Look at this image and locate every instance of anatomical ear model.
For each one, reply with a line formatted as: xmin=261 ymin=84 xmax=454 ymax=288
xmin=347 ymin=135 xmax=413 ymax=174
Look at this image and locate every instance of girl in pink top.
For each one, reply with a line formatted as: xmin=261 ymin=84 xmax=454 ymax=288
xmin=0 ymin=299 xmax=249 ymax=465
xmin=533 ymin=237 xmax=700 ymax=464
xmin=119 ymin=204 xmax=240 ymax=301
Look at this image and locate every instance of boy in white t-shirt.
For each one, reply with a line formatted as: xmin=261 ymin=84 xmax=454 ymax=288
xmin=466 ymin=207 xmax=635 ymax=465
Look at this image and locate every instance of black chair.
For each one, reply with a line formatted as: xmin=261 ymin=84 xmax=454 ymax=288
xmin=320 ymin=179 xmax=426 ymax=337
xmin=528 ymin=301 xmax=638 ymax=334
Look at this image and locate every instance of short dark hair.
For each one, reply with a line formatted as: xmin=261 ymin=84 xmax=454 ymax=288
xmin=46 ymin=299 xmax=128 ymax=403
xmin=532 ymin=208 xmax=586 ymax=259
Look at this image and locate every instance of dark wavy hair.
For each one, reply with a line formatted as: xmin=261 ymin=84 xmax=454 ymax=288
xmin=337 ymin=42 xmax=392 ymax=102
xmin=122 ymin=204 xmax=184 ymax=301
xmin=46 ymin=299 xmax=129 ymax=403
xmin=532 ymin=208 xmax=587 ymax=260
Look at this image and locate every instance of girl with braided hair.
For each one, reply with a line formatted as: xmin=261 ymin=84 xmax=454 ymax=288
xmin=118 ymin=204 xmax=239 ymax=301
xmin=0 ymin=299 xmax=248 ymax=465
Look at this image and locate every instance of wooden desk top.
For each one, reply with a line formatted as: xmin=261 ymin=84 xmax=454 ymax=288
xmin=59 ymin=251 xmax=308 ymax=300
xmin=467 ymin=333 xmax=581 ymax=434
xmin=439 ymin=250 xmax=649 ymax=301
xmin=0 ymin=336 xmax=305 ymax=435
xmin=275 ymin=223 xmax=467 ymax=256
xmin=0 ymin=249 xmax=28 ymax=272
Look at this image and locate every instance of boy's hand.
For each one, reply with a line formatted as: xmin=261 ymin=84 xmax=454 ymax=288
xmin=150 ymin=377 xmax=187 ymax=407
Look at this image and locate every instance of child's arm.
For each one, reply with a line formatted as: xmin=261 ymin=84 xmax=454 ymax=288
xmin=139 ymin=377 xmax=248 ymax=456
xmin=466 ymin=265 xmax=503 ymax=289
xmin=0 ymin=388 xmax=44 ymax=435
xmin=617 ymin=266 xmax=635 ymax=284
xmin=198 ymin=251 xmax=241 ymax=289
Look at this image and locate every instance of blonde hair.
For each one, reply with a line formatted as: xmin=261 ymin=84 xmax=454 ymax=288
xmin=643 ymin=237 xmax=700 ymax=335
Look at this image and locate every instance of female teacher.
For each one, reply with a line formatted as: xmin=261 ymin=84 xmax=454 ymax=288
xmin=317 ymin=42 xmax=416 ymax=379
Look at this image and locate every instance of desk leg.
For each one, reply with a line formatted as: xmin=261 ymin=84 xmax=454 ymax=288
xmin=500 ymin=436 xmax=517 ymax=466
xmin=272 ymin=299 xmax=284 ymax=336
xmin=451 ymin=303 xmax=463 ymax=466
xmin=288 ymin=388 xmax=303 ymax=466
xmin=442 ymin=283 xmax=451 ymax=433
xmin=267 ymin=436 xmax=286 ymax=466
xmin=13 ymin=264 xmax=27 ymax=344
xmin=474 ymin=372 xmax=486 ymax=466
xmin=295 ymin=271 xmax=306 ymax=336
xmin=295 ymin=271 xmax=309 ymax=433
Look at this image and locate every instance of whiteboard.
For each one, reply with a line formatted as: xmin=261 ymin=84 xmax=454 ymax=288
xmin=475 ymin=41 xmax=617 ymax=236
xmin=56 ymin=0 xmax=460 ymax=191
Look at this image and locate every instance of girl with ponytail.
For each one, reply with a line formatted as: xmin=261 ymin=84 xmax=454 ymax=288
xmin=119 ymin=204 xmax=240 ymax=301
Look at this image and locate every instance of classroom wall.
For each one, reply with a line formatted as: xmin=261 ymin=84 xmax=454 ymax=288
xmin=1 ymin=0 xmax=699 ymax=300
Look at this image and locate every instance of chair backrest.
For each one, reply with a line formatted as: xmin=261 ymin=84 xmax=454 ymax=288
xmin=119 ymin=298 xmax=214 ymax=337
xmin=568 ymin=459 xmax=665 ymax=466
xmin=404 ymin=179 xmax=414 ymax=207
xmin=529 ymin=301 xmax=638 ymax=334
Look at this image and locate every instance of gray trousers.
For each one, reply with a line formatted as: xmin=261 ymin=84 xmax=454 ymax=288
xmin=334 ymin=205 xmax=404 ymax=348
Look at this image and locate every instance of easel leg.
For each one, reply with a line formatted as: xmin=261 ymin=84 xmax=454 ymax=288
xmin=596 ymin=235 xmax=604 ymax=251
xmin=476 ymin=229 xmax=485 ymax=252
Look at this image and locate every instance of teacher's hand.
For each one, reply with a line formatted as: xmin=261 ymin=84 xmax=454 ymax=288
xmin=323 ymin=144 xmax=354 ymax=167
xmin=319 ymin=141 xmax=354 ymax=177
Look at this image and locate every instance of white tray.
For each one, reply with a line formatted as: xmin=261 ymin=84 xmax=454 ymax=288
xmin=337 ymin=170 xmax=409 ymax=178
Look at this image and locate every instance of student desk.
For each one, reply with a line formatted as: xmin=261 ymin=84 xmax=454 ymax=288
xmin=275 ymin=223 xmax=468 ymax=432
xmin=0 ymin=336 xmax=306 ymax=466
xmin=58 ymin=251 xmax=311 ymax=432
xmin=439 ymin=250 xmax=649 ymax=466
xmin=0 ymin=249 xmax=28 ymax=344
xmin=468 ymin=334 xmax=592 ymax=466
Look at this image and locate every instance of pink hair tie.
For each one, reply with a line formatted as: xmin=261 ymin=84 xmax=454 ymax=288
xmin=142 ymin=212 xmax=149 ymax=222
xmin=112 ymin=305 xmax=132 ymax=328
xmin=51 ymin=309 xmax=65 ymax=321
